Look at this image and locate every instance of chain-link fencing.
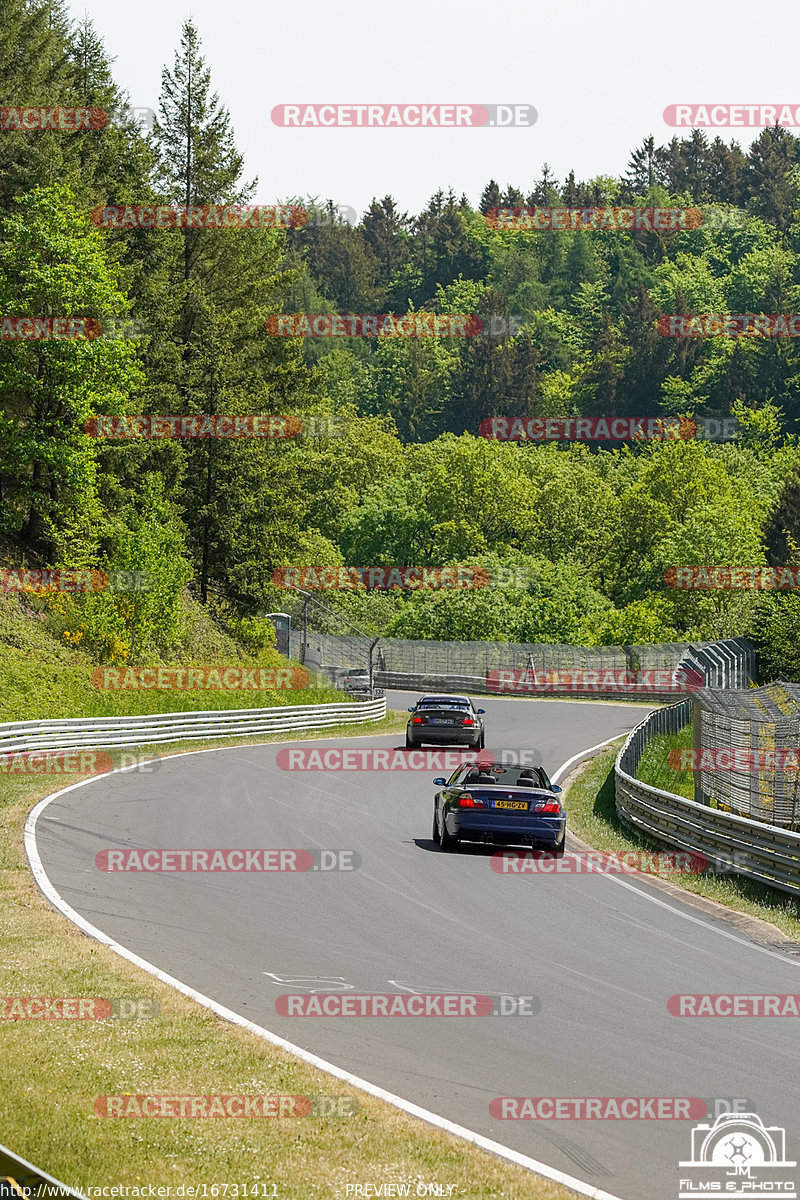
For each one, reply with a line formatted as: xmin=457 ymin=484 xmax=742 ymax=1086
xmin=692 ymin=679 xmax=800 ymax=829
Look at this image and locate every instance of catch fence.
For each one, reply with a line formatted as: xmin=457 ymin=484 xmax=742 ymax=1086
xmin=691 ymin=679 xmax=800 ymax=828
xmin=286 ymin=633 xmax=755 ymax=700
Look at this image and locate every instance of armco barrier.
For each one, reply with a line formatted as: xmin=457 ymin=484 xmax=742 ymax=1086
xmin=0 ymin=1140 xmax=86 ymax=1198
xmin=0 ymin=698 xmax=386 ymax=756
xmin=615 ymin=701 xmax=800 ymax=898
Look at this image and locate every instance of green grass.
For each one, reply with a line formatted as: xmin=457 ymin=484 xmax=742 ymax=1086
xmin=634 ymin=724 xmax=695 ymax=799
xmin=0 ymin=591 xmax=344 ymax=720
xmin=564 ymin=739 xmax=800 ymax=940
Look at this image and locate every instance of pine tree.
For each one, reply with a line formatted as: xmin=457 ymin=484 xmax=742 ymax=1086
xmin=682 ymin=129 xmax=711 ymax=201
xmin=479 ymin=180 xmax=502 ymax=214
xmin=151 ymin=19 xmax=316 ymax=604
xmin=706 ymin=137 xmax=745 ymax=205
xmin=362 ymin=196 xmax=410 ymax=283
xmin=562 ymin=170 xmax=579 ymax=206
xmin=745 ymin=127 xmax=800 ymax=228
xmin=502 ymin=185 xmax=525 ymax=207
xmin=0 ymin=0 xmax=76 ymax=208
xmin=658 ymin=137 xmax=687 ymax=193
xmin=624 ymin=136 xmax=659 ymax=196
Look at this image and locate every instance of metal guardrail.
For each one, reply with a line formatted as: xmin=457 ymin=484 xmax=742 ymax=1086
xmin=615 ymin=701 xmax=800 ymax=898
xmin=0 ymin=698 xmax=387 ymax=755
xmin=0 ymin=1140 xmax=86 ymax=1199
xmin=375 ymin=671 xmax=688 ymax=701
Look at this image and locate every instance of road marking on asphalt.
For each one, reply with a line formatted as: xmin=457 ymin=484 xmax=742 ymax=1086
xmin=553 ymin=738 xmax=800 ymax=970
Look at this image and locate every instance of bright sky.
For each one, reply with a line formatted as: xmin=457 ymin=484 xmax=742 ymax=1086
xmin=77 ymin=0 xmax=798 ymax=218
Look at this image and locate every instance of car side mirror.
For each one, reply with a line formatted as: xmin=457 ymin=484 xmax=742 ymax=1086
xmin=477 ymin=709 xmax=485 ymax=714
xmin=551 ymin=784 xmax=562 ymax=793
xmin=432 ymin=777 xmax=446 ymax=786
xmin=408 ymin=707 xmax=415 ymax=712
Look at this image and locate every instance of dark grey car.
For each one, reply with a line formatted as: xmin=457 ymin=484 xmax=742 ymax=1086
xmin=406 ymin=695 xmax=485 ymax=749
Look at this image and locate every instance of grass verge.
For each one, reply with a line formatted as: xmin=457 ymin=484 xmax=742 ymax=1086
xmin=563 ymin=739 xmax=800 ymax=940
xmin=1 ymin=711 xmax=580 ymax=1200
xmin=0 ymin=591 xmax=345 ymax=720
xmin=633 ymin=724 xmax=693 ymax=800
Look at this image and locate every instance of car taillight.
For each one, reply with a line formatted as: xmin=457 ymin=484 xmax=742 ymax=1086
xmin=412 ymin=716 xmax=424 ymax=724
xmin=461 ymin=717 xmax=475 ymax=726
xmin=458 ymin=793 xmax=484 ymax=808
xmin=535 ymin=802 xmax=561 ymax=814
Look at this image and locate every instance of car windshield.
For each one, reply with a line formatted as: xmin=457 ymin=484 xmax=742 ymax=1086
xmin=419 ymin=697 xmax=470 ymax=708
xmin=459 ymin=764 xmax=552 ymax=789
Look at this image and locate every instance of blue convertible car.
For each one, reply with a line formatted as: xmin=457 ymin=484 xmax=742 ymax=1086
xmin=432 ymin=760 xmax=565 ymax=854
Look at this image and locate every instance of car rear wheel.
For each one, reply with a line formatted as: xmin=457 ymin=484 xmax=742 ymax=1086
xmin=478 ymin=731 xmax=485 ymax=749
xmin=405 ymin=733 xmax=414 ymax=749
xmin=553 ymin=829 xmax=566 ymax=857
xmin=438 ymin=806 xmax=458 ymax=852
xmin=432 ymin=806 xmax=441 ymax=845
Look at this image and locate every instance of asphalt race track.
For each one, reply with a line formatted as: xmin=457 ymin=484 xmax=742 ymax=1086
xmin=31 ymin=692 xmax=800 ymax=1200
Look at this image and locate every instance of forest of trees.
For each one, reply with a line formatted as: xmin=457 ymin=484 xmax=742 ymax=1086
xmin=4 ymin=0 xmax=800 ymax=680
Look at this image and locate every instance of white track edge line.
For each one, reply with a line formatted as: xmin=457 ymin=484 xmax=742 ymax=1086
xmin=553 ymin=735 xmax=800 ymax=969
xmin=24 ymin=729 xmax=626 ymax=1200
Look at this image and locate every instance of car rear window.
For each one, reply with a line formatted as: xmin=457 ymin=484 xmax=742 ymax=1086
xmin=461 ymin=765 xmax=551 ymax=789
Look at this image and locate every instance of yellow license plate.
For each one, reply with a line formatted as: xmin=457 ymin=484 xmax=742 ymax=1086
xmin=494 ymin=800 xmax=528 ymax=810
